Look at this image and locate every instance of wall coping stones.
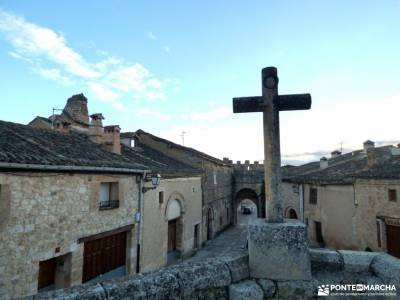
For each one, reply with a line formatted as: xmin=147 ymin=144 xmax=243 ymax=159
xmin=338 ymin=250 xmax=379 ymax=274
xmin=370 ymin=253 xmax=400 ymax=285
xmin=229 ymin=280 xmax=263 ymax=300
xmin=310 ymin=249 xmax=344 ymax=272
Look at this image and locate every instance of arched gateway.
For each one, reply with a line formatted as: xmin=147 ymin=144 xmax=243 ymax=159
xmin=234 ymin=188 xmax=264 ymax=224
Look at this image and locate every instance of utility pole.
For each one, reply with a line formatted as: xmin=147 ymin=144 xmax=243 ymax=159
xmin=180 ymin=131 xmax=187 ymax=146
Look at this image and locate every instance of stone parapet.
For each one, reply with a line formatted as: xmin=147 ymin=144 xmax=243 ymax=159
xmin=24 ymin=250 xmax=400 ymax=299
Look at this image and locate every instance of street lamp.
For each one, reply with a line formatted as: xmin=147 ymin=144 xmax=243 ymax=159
xmin=142 ymin=173 xmax=161 ymax=193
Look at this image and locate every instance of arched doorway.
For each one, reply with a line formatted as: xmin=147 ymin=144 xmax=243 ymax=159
xmin=206 ymin=207 xmax=214 ymax=240
xmin=285 ymin=207 xmax=298 ymax=219
xmin=234 ymin=188 xmax=260 ymax=225
xmin=166 ymin=198 xmax=183 ymax=264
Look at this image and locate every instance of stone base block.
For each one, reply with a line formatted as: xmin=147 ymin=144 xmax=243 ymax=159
xmin=248 ymin=219 xmax=311 ymax=280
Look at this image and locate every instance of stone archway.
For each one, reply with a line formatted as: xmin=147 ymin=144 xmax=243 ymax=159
xmin=165 ymin=194 xmax=185 ymax=264
xmin=285 ymin=207 xmax=298 ymax=219
xmin=234 ymin=188 xmax=261 ymax=224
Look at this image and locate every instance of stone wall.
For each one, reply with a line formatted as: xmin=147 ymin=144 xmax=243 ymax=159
xmin=141 ymin=177 xmax=202 ymax=273
xmin=135 ymin=133 xmax=233 ymax=243
xmin=0 ymin=172 xmax=140 ymax=299
xmin=303 ymin=179 xmax=400 ymax=252
xmin=26 ymin=250 xmax=400 ymax=299
xmin=354 ymin=179 xmax=400 ymax=252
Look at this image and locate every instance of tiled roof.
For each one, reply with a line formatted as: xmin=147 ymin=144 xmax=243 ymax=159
xmin=135 ymin=129 xmax=230 ymax=166
xmin=283 ymin=145 xmax=400 ymax=184
xmin=0 ymin=120 xmax=147 ymax=173
xmin=121 ymin=143 xmax=202 ymax=178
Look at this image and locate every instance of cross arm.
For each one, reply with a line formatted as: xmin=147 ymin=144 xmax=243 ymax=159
xmin=277 ymin=94 xmax=311 ymax=111
xmin=232 ymin=96 xmax=263 ymax=113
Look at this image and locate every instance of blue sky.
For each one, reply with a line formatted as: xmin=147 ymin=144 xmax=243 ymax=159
xmin=1 ymin=1 xmax=400 ymax=164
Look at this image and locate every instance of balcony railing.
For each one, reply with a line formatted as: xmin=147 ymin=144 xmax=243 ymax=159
xmin=99 ymin=200 xmax=120 ymax=210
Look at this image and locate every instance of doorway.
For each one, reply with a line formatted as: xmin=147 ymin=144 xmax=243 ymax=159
xmin=315 ymin=221 xmax=324 ymax=244
xmin=386 ymin=224 xmax=400 ymax=258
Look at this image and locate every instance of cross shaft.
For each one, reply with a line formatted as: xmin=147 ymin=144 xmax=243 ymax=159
xmin=232 ymin=67 xmax=311 ymax=223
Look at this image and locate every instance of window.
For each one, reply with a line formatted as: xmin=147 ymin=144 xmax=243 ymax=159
xmin=99 ymin=182 xmax=119 ymax=210
xmin=305 ymin=218 xmax=309 ymax=226
xmin=130 ymin=139 xmax=135 ymax=148
xmin=159 ymin=191 xmax=164 ymax=204
xmin=389 ymin=189 xmax=397 ymax=202
xmin=309 ymin=188 xmax=318 ymax=205
xmin=213 ymin=172 xmax=217 ymax=185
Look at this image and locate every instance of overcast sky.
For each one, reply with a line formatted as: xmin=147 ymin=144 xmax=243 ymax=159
xmin=0 ymin=1 xmax=399 ymax=165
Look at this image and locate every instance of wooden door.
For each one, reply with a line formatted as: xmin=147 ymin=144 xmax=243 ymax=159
xmin=387 ymin=225 xmax=400 ymax=258
xmin=38 ymin=258 xmax=56 ymax=289
xmin=83 ymin=231 xmax=126 ymax=283
xmin=315 ymin=221 xmax=324 ymax=244
xmin=168 ymin=219 xmax=177 ymax=252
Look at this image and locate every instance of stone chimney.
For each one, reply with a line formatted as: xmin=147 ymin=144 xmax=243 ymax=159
xmin=363 ymin=140 xmax=375 ymax=153
xmin=63 ymin=94 xmax=89 ymax=127
xmin=103 ymin=125 xmax=121 ymax=154
xmin=331 ymin=150 xmax=341 ymax=159
xmin=245 ymin=160 xmax=250 ymax=165
xmin=320 ymin=157 xmax=328 ymax=169
xmin=89 ymin=113 xmax=104 ymax=143
xmin=55 ymin=121 xmax=71 ymax=134
xmin=223 ymin=157 xmax=230 ymax=163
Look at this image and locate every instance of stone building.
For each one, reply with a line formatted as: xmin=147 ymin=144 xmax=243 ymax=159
xmin=0 ymin=120 xmax=148 ymax=299
xmin=284 ymin=141 xmax=400 ymax=258
xmin=120 ymin=133 xmax=203 ymax=272
xmin=134 ymin=130 xmax=233 ymax=243
xmin=29 ymin=94 xmax=205 ymax=274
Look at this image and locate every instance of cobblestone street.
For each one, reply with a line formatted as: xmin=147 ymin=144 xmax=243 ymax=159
xmin=186 ymin=210 xmax=258 ymax=262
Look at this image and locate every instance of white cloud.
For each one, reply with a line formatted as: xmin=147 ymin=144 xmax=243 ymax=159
xmin=147 ymin=32 xmax=157 ymax=40
xmin=0 ymin=9 xmax=99 ymax=78
xmin=34 ymin=67 xmax=73 ymax=85
xmin=0 ymin=9 xmax=170 ymax=109
xmin=164 ymin=46 xmax=170 ymax=53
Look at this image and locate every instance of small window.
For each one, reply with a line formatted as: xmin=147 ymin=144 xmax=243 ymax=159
xmin=130 ymin=139 xmax=135 ymax=148
xmin=99 ymin=182 xmax=119 ymax=210
xmin=159 ymin=191 xmax=164 ymax=204
xmin=213 ymin=172 xmax=217 ymax=185
xmin=192 ymin=187 xmax=195 ymax=193
xmin=389 ymin=189 xmax=397 ymax=202
xmin=305 ymin=218 xmax=309 ymax=226
xmin=309 ymin=188 xmax=318 ymax=205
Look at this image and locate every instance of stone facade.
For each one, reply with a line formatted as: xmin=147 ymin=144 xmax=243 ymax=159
xmin=141 ymin=177 xmax=202 ymax=272
xmin=135 ymin=130 xmax=233 ymax=243
xmin=0 ymin=172 xmax=140 ymax=299
xmin=303 ymin=179 xmax=400 ymax=254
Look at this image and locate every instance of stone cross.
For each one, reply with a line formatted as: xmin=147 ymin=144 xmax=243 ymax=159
xmin=233 ymin=67 xmax=311 ymax=223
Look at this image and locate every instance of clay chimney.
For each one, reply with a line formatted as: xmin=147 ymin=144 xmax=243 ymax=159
xmin=363 ymin=140 xmax=375 ymax=153
xmin=320 ymin=157 xmax=328 ymax=169
xmin=89 ymin=113 xmax=104 ymax=143
xmin=103 ymin=125 xmax=121 ymax=154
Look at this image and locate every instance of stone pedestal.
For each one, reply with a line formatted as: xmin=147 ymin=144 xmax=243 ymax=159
xmin=248 ymin=219 xmax=311 ymax=280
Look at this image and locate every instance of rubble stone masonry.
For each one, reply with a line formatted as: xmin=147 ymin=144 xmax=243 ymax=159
xmin=0 ymin=172 xmax=139 ymax=299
